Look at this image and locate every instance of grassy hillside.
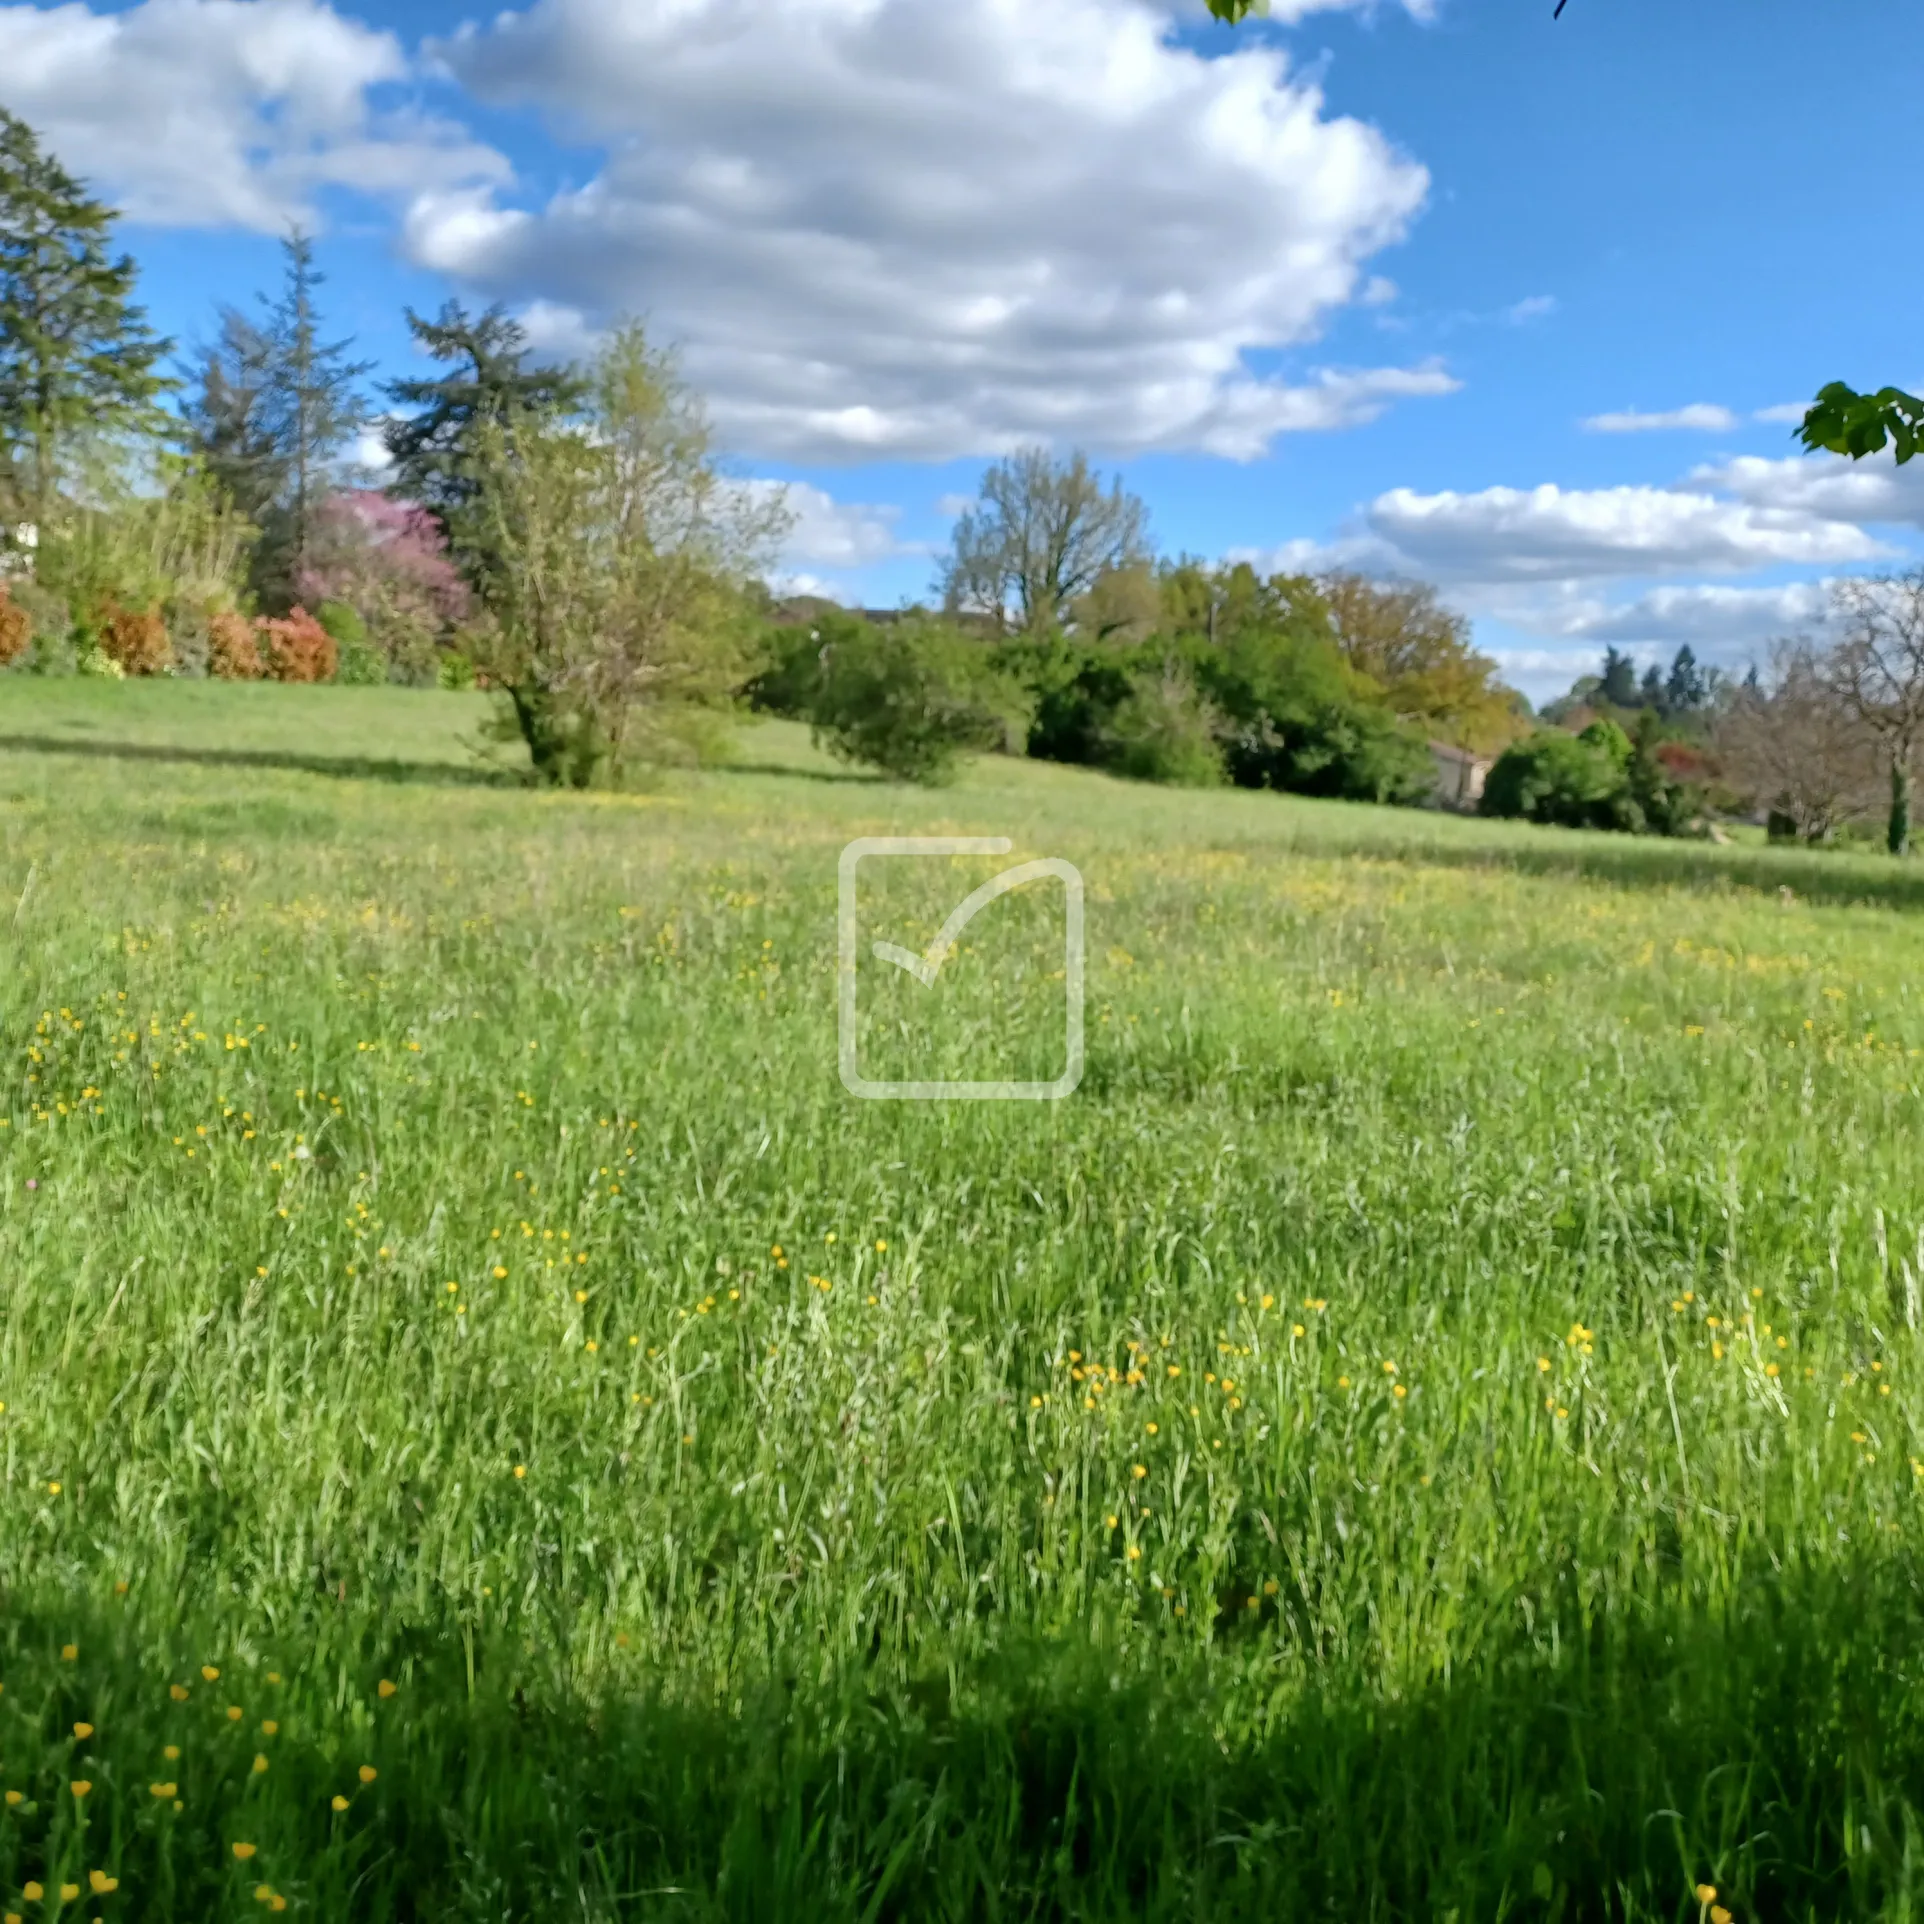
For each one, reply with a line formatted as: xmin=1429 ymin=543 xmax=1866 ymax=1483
xmin=0 ymin=682 xmax=1920 ymax=1919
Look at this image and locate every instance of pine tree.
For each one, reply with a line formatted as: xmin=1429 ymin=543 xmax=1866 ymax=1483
xmin=183 ymin=308 xmax=287 ymax=526
xmin=382 ymin=301 xmax=587 ymax=543
xmin=0 ymin=108 xmax=173 ymax=519
xmin=1638 ymin=661 xmax=1665 ymax=710
xmin=1664 ymin=643 xmax=1707 ymax=712
xmin=1599 ymin=645 xmax=1639 ymax=707
xmin=257 ymin=230 xmax=373 ymax=599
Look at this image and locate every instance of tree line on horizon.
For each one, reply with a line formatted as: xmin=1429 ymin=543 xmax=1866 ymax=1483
xmin=1 ymin=102 xmax=1918 ymax=846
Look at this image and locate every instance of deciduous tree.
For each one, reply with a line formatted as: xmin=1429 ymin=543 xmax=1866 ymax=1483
xmin=1712 ymin=639 xmax=1880 ymax=844
xmin=938 ymin=447 xmax=1151 ymax=637
xmin=1816 ymin=571 xmax=1924 ymax=855
xmin=465 ymin=323 xmax=791 ymax=785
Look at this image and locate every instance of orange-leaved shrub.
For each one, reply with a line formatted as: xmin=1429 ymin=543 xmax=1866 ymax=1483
xmin=98 ymin=599 xmax=173 ymax=676
xmin=255 ymin=607 xmax=337 ymax=684
xmin=0 ymin=587 xmax=28 ymax=668
xmin=208 ymin=610 xmax=263 ymax=680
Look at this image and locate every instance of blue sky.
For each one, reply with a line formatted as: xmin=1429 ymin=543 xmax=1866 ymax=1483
xmin=3 ymin=0 xmax=1921 ymax=700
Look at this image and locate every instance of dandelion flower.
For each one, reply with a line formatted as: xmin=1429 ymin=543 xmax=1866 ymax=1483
xmin=1132 ymin=1464 xmax=1147 ymax=1479
xmin=202 ymin=1666 xmax=220 ymax=1682
xmin=513 ymin=1465 xmax=526 ymax=1479
xmin=1126 ymin=1545 xmax=1141 ymax=1561
xmin=253 ymin=1754 xmax=269 ymax=1774
xmin=1694 ymin=1884 xmax=1717 ymax=1904
xmin=5 ymin=1790 xmax=21 ymax=1806
xmin=232 ymin=1843 xmax=256 ymax=1861
xmin=70 ymin=1780 xmax=90 ymax=1798
xmin=1711 ymin=1910 xmax=1732 ymax=1924
xmin=261 ymin=1721 xmax=277 ymax=1736
xmin=331 ymin=1795 xmax=349 ymax=1812
xmin=227 ymin=1706 xmax=243 ymax=1722
xmin=88 ymin=1872 xmax=116 ymax=1894
xmin=377 ymin=1680 xmax=396 ymax=1699
xmin=150 ymin=1783 xmax=175 ymax=1799
xmin=255 ymin=1886 xmax=274 ymax=1904
xmin=21 ymin=1887 xmax=40 ymax=1904
xmin=163 ymin=1747 xmax=178 ymax=1761
xmin=73 ymin=1722 xmax=92 ymax=1739
xmin=60 ymin=1644 xmax=75 ymax=1661
xmin=359 ymin=1765 xmax=377 ymax=1783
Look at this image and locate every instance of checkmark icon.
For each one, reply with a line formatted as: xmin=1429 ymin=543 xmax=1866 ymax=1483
xmin=870 ymin=858 xmax=1069 ymax=987
xmin=837 ymin=836 xmax=1085 ymax=1100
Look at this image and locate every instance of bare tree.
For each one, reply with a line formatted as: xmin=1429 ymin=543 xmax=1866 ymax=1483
xmin=938 ymin=447 xmax=1151 ymax=636
xmin=1819 ymin=570 xmax=1924 ymax=854
xmin=1713 ymin=639 xmax=1882 ymax=843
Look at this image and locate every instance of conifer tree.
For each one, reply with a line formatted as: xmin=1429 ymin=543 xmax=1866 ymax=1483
xmin=382 ymin=301 xmax=587 ymax=553
xmin=0 ymin=108 xmax=173 ymax=519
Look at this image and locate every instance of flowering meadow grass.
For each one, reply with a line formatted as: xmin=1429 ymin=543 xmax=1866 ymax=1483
xmin=1 ymin=682 xmax=1923 ymax=1918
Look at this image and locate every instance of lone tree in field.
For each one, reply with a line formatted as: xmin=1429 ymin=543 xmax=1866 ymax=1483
xmin=382 ymin=301 xmax=587 ymax=550
xmin=465 ymin=323 xmax=791 ymax=786
xmin=1817 ymin=571 xmax=1924 ymax=855
xmin=0 ymin=109 xmax=173 ymax=521
xmin=939 ymin=446 xmax=1151 ymax=637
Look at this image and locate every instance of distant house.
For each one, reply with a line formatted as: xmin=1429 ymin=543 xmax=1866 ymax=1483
xmin=1427 ymin=740 xmax=1490 ymax=812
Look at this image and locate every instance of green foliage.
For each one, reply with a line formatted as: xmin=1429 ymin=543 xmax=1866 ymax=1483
xmin=436 ymin=649 xmax=476 ymax=693
xmin=1097 ymin=659 xmax=1224 ymax=785
xmin=0 ymin=108 xmax=175 ymax=515
xmin=382 ymin=301 xmax=588 ymax=554
xmin=314 ymin=598 xmax=367 ymax=649
xmin=1483 ymin=729 xmax=1654 ymax=830
xmin=1196 ymin=625 xmax=1434 ymax=804
xmin=1578 ymin=716 xmax=1633 ymax=770
xmin=805 ymin=610 xmax=1029 ymax=784
xmin=1799 ymin=381 xmax=1924 ymax=465
xmin=31 ymin=447 xmax=253 ymax=655
xmin=464 ymin=323 xmax=789 ymax=787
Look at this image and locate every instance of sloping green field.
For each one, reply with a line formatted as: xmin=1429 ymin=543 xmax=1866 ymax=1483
xmin=0 ymin=682 xmax=1920 ymax=1920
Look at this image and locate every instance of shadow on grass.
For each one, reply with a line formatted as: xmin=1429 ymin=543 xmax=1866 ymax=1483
xmin=6 ymin=1554 xmax=1919 ymax=1920
xmin=0 ymin=732 xmax=521 ymax=789
xmin=1286 ymin=816 xmax=1924 ymax=914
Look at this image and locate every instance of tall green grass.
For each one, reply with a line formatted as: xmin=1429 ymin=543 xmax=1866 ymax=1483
xmin=0 ymin=685 xmax=1920 ymax=1918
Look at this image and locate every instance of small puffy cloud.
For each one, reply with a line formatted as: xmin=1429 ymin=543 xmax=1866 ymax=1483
xmin=1581 ymin=403 xmax=1737 ymax=434
xmin=0 ymin=0 xmax=508 ymax=230
xmin=1753 ymin=402 xmax=1813 ymax=425
xmin=417 ymin=0 xmax=1447 ymax=463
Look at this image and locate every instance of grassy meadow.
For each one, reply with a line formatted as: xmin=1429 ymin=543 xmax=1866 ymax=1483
xmin=0 ymin=680 xmax=1922 ymax=1919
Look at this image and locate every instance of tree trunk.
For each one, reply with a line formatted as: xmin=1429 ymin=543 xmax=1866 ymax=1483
xmin=1890 ymin=752 xmax=1912 ymax=857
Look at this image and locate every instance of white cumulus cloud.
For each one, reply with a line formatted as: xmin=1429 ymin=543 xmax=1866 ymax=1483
xmin=1360 ymin=481 xmax=1890 ymax=583
xmin=0 ymin=0 xmax=508 ymax=230
xmin=415 ymin=0 xmax=1448 ymax=462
